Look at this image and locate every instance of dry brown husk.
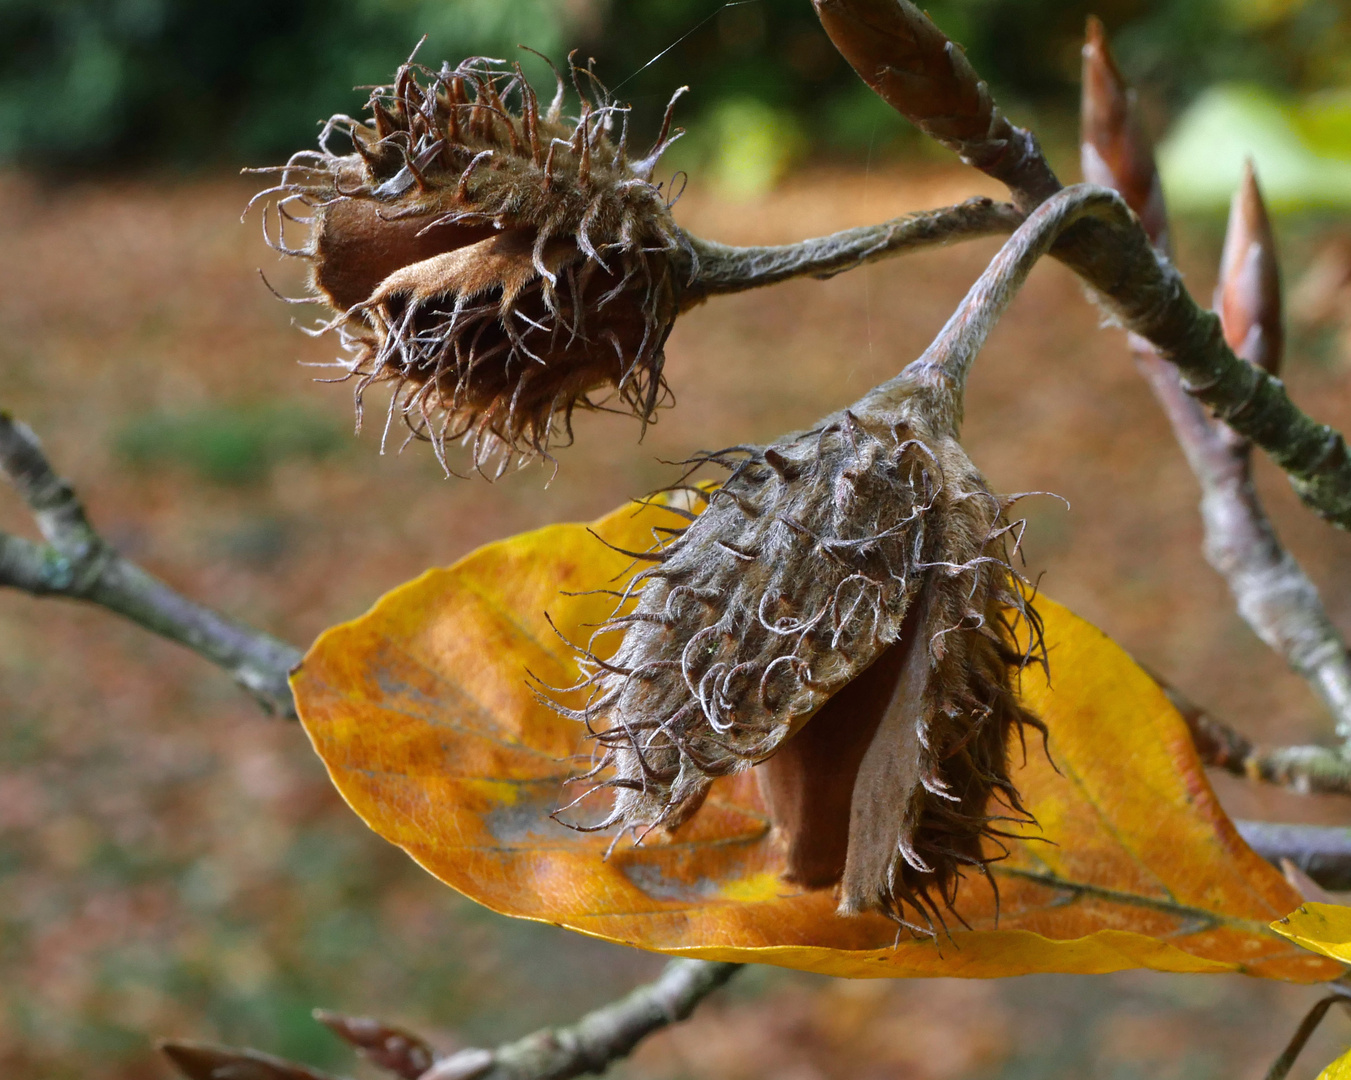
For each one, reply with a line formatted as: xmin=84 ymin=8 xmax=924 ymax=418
xmin=253 ymin=52 xmax=688 ymax=474
xmin=554 ymin=377 xmax=1045 ymax=934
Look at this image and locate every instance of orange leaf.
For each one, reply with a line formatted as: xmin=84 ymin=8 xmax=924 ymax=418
xmin=293 ymin=498 xmax=1339 ymax=982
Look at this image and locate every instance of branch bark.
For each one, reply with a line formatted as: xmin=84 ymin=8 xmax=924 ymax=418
xmin=807 ymin=0 xmax=1351 ymax=528
xmin=1160 ymin=676 xmax=1351 ymax=797
xmin=833 ymin=184 xmax=1351 ymax=529
xmin=0 ymin=413 xmax=300 ymax=715
xmin=680 ymin=198 xmax=1023 ymax=302
xmin=1077 ymin=24 xmax=1351 ymax=747
xmin=1237 ymin=822 xmax=1351 ymax=891
xmin=162 ymin=959 xmax=742 ymax=1080
xmin=1137 ymin=352 xmax=1351 ymax=742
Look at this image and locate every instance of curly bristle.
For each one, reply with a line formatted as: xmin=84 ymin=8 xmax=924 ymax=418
xmin=553 ymin=380 xmax=1046 ymax=933
xmin=253 ymin=50 xmax=689 ymax=475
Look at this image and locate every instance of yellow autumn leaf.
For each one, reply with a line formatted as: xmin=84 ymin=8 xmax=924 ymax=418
xmin=1273 ymin=902 xmax=1351 ymax=964
xmin=1320 ymin=1046 xmax=1351 ymax=1080
xmin=292 ymin=497 xmax=1340 ymax=982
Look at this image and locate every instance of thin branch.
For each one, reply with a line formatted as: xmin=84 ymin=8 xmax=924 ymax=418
xmin=1080 ymin=22 xmax=1351 ymax=747
xmin=1238 ymin=821 xmax=1351 ymax=892
xmin=842 ymin=184 xmax=1351 ymax=529
xmin=1263 ymin=991 xmax=1351 ymax=1080
xmin=807 ymin=0 xmax=1351 ymax=528
xmin=162 ymin=959 xmax=742 ymax=1080
xmin=1159 ymin=676 xmax=1351 ymax=797
xmin=0 ymin=411 xmax=740 ymax=1079
xmin=679 ymin=197 xmax=1023 ymax=303
xmin=0 ymin=413 xmax=300 ymax=715
xmin=812 ymin=0 xmax=1060 ymax=211
xmin=1138 ymin=351 xmax=1351 ymax=742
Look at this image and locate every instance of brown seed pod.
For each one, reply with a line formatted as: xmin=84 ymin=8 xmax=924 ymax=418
xmin=253 ymin=50 xmax=689 ymax=474
xmin=554 ymin=377 xmax=1045 ymax=934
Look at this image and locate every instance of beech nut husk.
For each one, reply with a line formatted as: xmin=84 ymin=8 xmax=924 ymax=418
xmin=554 ymin=376 xmax=1046 ymax=934
xmin=254 ymin=51 xmax=690 ymax=474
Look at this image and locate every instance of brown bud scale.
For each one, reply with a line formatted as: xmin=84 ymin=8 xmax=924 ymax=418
xmin=553 ymin=380 xmax=1045 ymax=933
xmin=254 ymin=52 xmax=689 ymax=473
xmin=1217 ymin=160 xmax=1283 ymax=377
xmin=1079 ymin=16 xmax=1169 ymax=251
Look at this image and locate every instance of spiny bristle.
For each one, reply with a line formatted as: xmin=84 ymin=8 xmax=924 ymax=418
xmin=549 ymin=380 xmax=1047 ymax=931
xmin=253 ymin=51 xmax=689 ymax=476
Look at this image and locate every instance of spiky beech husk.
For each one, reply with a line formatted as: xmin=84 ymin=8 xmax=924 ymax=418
xmin=554 ymin=378 xmax=1045 ymax=933
xmin=253 ymin=52 xmax=689 ymax=473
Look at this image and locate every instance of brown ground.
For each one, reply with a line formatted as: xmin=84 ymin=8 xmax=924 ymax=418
xmin=2 ymin=163 xmax=1351 ymax=1079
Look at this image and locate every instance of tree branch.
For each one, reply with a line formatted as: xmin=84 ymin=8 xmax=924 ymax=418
xmin=841 ymin=184 xmax=1351 ymax=528
xmin=812 ymin=0 xmax=1061 ymax=211
xmin=0 ymin=413 xmax=300 ymax=715
xmin=679 ymin=197 xmax=1023 ymax=303
xmin=1159 ymin=676 xmax=1351 ymax=797
xmin=161 ymin=959 xmax=742 ymax=1080
xmin=1078 ymin=25 xmax=1351 ymax=747
xmin=1138 ymin=351 xmax=1351 ymax=742
xmin=1237 ymin=822 xmax=1351 ymax=891
xmin=805 ymin=0 xmax=1351 ymax=528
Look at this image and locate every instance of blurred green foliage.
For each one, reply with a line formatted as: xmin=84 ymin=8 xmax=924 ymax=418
xmin=115 ymin=404 xmax=346 ymax=484
xmin=1 ymin=0 xmax=1347 ymax=170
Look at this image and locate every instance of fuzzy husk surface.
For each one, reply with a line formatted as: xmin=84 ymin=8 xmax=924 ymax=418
xmin=259 ymin=55 xmax=687 ymax=472
xmin=562 ymin=379 xmax=1045 ymax=930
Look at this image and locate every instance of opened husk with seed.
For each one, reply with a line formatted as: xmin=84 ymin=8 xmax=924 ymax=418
xmin=555 ymin=367 xmax=1046 ymax=934
xmin=254 ymin=52 xmax=689 ymax=474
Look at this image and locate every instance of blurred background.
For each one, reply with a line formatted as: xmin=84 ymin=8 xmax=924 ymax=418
xmin=4 ymin=0 xmax=1351 ymax=1077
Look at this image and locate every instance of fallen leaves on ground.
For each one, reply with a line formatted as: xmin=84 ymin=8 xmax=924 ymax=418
xmin=293 ymin=497 xmax=1338 ymax=982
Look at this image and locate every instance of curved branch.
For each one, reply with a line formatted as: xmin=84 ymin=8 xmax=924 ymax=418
xmin=812 ymin=0 xmax=1060 ymax=211
xmin=1138 ymin=354 xmax=1351 ymax=742
xmin=1237 ymin=822 xmax=1351 ymax=892
xmin=1161 ymin=676 xmax=1351 ymax=797
xmin=853 ymin=185 xmax=1351 ymax=529
xmin=448 ymin=958 xmax=741 ymax=1080
xmin=679 ymin=197 xmax=1023 ymax=302
xmin=162 ymin=959 xmax=742 ymax=1080
xmin=0 ymin=413 xmax=300 ymax=715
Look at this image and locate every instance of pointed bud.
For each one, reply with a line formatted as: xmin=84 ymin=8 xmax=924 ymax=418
xmin=1079 ymin=16 xmax=1169 ymax=251
xmin=313 ymin=1010 xmax=435 ymax=1079
xmin=255 ymin=53 xmax=687 ymax=474
xmin=1217 ymin=160 xmax=1283 ymax=376
xmin=812 ymin=0 xmax=1058 ymax=207
xmin=159 ymin=1040 xmax=339 ymax=1080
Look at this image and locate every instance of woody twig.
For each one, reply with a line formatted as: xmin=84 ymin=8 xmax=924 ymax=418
xmin=1080 ymin=19 xmax=1351 ymax=761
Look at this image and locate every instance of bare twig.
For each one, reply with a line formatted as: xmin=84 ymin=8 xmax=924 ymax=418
xmin=1159 ymin=676 xmax=1351 ymax=796
xmin=1081 ymin=22 xmax=1351 ymax=747
xmin=679 ymin=197 xmax=1023 ymax=302
xmin=0 ymin=411 xmax=740 ymax=1080
xmin=1238 ymin=822 xmax=1351 ymax=891
xmin=812 ymin=0 xmax=1060 ymax=211
xmin=1138 ymin=348 xmax=1351 ymax=740
xmin=0 ymin=413 xmax=300 ymax=715
xmin=836 ymin=182 xmax=1351 ymax=529
xmin=810 ymin=0 xmax=1351 ymax=528
xmin=1263 ymin=991 xmax=1351 ymax=1080
xmin=162 ymin=959 xmax=742 ymax=1080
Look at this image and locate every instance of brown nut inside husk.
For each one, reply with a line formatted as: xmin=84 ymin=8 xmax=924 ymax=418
xmin=553 ymin=379 xmax=1046 ymax=935
xmin=253 ymin=51 xmax=689 ymax=474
